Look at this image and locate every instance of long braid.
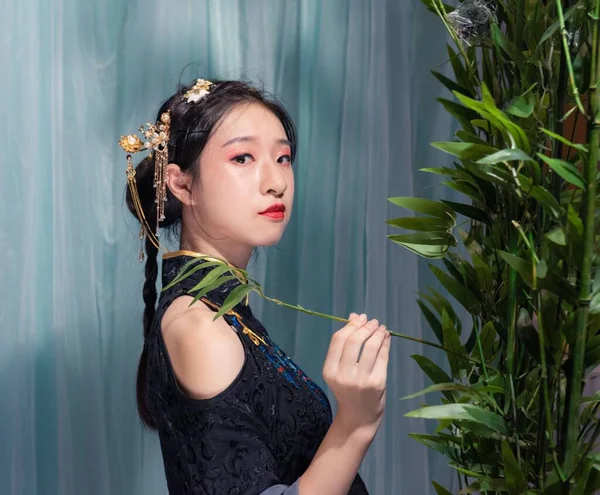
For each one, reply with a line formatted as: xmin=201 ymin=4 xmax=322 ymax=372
xmin=136 ymin=227 xmax=159 ymax=429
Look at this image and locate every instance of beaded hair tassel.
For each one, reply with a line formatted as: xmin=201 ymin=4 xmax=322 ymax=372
xmin=118 ymin=79 xmax=213 ymax=262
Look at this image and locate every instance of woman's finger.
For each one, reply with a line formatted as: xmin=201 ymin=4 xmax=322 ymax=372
xmin=323 ymin=314 xmax=366 ymax=376
xmin=370 ymin=330 xmax=391 ymax=384
xmin=339 ymin=319 xmax=379 ymax=369
xmin=356 ymin=326 xmax=388 ymax=374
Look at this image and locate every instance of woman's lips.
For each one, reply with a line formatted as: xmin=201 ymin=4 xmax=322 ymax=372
xmin=259 ymin=211 xmax=285 ymax=220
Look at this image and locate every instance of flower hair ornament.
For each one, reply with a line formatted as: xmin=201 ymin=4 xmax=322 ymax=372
xmin=118 ymin=79 xmax=214 ymax=261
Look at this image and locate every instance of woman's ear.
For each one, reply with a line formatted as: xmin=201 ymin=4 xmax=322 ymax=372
xmin=166 ymin=163 xmax=195 ymax=206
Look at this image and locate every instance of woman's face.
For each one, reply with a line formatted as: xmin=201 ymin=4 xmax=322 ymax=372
xmin=187 ymin=102 xmax=295 ymax=249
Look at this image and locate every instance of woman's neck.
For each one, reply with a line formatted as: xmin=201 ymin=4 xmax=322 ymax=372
xmin=178 ymin=234 xmax=252 ymax=269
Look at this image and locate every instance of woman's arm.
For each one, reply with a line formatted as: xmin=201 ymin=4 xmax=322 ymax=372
xmin=298 ymin=313 xmax=391 ymax=494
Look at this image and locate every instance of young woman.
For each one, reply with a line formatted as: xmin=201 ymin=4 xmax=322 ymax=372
xmin=122 ymin=79 xmax=391 ymax=495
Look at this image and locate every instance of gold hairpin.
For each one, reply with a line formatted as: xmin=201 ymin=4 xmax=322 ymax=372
xmin=119 ymin=111 xmax=171 ymax=261
xmin=183 ymin=79 xmax=213 ymax=103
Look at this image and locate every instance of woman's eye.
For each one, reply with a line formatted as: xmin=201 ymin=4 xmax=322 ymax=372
xmin=232 ymin=153 xmax=253 ymax=164
xmin=278 ymin=155 xmax=292 ymax=165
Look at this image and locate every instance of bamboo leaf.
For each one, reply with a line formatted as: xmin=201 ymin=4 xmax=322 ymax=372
xmin=188 ymin=265 xmax=234 ymax=293
xmin=417 ymin=301 xmax=443 ymax=344
xmin=388 ymin=197 xmax=455 ymax=222
xmin=402 ymin=382 xmax=477 ymax=400
xmin=537 ymin=154 xmax=586 ymax=189
xmin=479 ymin=321 xmax=498 ymax=360
xmin=388 ymin=239 xmax=450 ymax=259
xmin=432 ymin=141 xmax=499 ymax=161
xmin=411 ymin=355 xmax=454 ymax=401
xmin=214 ymin=285 xmax=255 ymax=320
xmin=456 ymin=130 xmax=489 ymax=146
xmin=431 ymin=70 xmax=470 ymax=96
xmin=538 ymin=2 xmax=583 ymax=47
xmin=476 ymin=148 xmax=534 ymax=165
xmin=386 ymin=217 xmax=450 ymax=231
xmin=162 ymin=260 xmax=221 ymax=291
xmin=188 ymin=275 xmax=239 ymax=305
xmin=472 ymin=253 xmax=493 ymax=294
xmin=447 ymin=44 xmax=471 ymax=92
xmin=388 ymin=232 xmax=456 ymax=246
xmin=530 ymin=186 xmax=563 ymax=219
xmin=545 ymin=228 xmax=567 ymax=246
xmin=501 ymin=440 xmax=527 ymax=494
xmin=441 ymin=309 xmax=466 ymax=377
xmin=436 ymin=98 xmax=477 ymax=133
xmin=432 ymin=481 xmax=453 ymax=495
xmin=540 ymin=126 xmax=588 ymax=154
xmin=430 ymin=265 xmax=481 ymax=314
xmin=492 ymin=24 xmax=527 ymax=71
xmin=405 ymin=404 xmax=509 ymax=435
xmin=505 ymin=94 xmax=535 ymax=118
xmin=442 ymin=200 xmax=489 ymax=223
xmin=497 ymin=251 xmax=533 ymax=286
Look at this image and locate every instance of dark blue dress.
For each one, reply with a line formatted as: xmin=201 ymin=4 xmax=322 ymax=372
xmin=146 ymin=253 xmax=369 ymax=494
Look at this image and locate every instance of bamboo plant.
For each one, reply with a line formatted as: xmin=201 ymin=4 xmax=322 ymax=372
xmin=165 ymin=0 xmax=600 ymax=492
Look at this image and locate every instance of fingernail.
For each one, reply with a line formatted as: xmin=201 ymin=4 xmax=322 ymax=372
xmin=360 ymin=313 xmax=367 ymax=321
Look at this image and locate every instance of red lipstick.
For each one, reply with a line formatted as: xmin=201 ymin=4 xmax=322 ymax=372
xmin=259 ymin=203 xmax=286 ymax=220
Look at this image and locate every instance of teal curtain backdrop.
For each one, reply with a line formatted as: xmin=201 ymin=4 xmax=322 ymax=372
xmin=1 ymin=0 xmax=463 ymax=493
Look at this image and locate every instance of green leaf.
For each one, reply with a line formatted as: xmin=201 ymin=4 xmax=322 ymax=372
xmin=454 ymin=85 xmax=530 ymax=152
xmin=545 ymin=228 xmax=567 ymax=246
xmin=447 ymin=44 xmax=471 ymax=93
xmin=421 ymin=290 xmax=462 ymax=335
xmin=472 ymin=253 xmax=493 ymax=294
xmin=540 ymin=127 xmax=588 ymax=154
xmin=479 ymin=321 xmax=498 ymax=360
xmin=386 ymin=217 xmax=451 ymax=232
xmin=188 ymin=275 xmax=239 ymax=305
xmin=188 ymin=265 xmax=234 ymax=293
xmin=505 ymin=94 xmax=534 ymax=118
xmin=430 ymin=265 xmax=481 ymax=314
xmin=497 ymin=251 xmax=533 ymax=286
xmin=441 ymin=180 xmax=483 ymax=202
xmin=432 ymin=141 xmax=499 ymax=161
xmin=442 ymin=200 xmax=489 ymax=223
xmin=432 ymin=481 xmax=453 ymax=495
xmin=419 ymin=166 xmax=464 ymax=178
xmin=456 ymin=130 xmax=489 ymax=146
xmin=411 ymin=355 xmax=454 ymax=401
xmin=402 ymin=382 xmax=476 ymax=400
xmin=537 ymin=154 xmax=586 ymax=189
xmin=214 ymin=285 xmax=255 ymax=320
xmin=476 ymin=148 xmax=534 ymax=165
xmin=162 ymin=260 xmax=221 ymax=291
xmin=431 ymin=70 xmax=470 ymax=96
xmin=442 ymin=310 xmax=466 ymax=377
xmin=530 ymin=186 xmax=563 ymax=219
xmin=417 ymin=301 xmax=443 ymax=344
xmin=388 ymin=239 xmax=450 ymax=259
xmin=437 ymin=98 xmax=477 ymax=133
xmin=388 ymin=197 xmax=455 ymax=222
xmin=405 ymin=403 xmax=509 ymax=435
xmin=538 ymin=2 xmax=583 ymax=47
xmin=388 ymin=232 xmax=456 ymax=246
xmin=501 ymin=440 xmax=527 ymax=494
xmin=491 ymin=24 xmax=526 ymax=71
xmin=409 ymin=434 xmax=454 ymax=457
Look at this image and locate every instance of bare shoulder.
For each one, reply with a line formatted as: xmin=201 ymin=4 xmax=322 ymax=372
xmin=161 ymin=295 xmax=245 ymax=400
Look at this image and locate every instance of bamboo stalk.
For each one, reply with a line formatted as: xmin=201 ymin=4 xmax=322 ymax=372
xmin=561 ymin=0 xmax=600 ymax=482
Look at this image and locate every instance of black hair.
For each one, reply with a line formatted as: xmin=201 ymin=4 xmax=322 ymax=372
xmin=125 ymin=79 xmax=297 ymax=429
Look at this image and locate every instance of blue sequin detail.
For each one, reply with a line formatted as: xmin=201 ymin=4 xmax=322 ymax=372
xmin=226 ymin=314 xmax=330 ymax=414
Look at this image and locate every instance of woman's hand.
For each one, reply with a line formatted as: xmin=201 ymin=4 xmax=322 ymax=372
xmin=322 ymin=312 xmax=390 ymax=440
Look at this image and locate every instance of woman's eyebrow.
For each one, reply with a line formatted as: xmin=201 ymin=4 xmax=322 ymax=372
xmin=222 ymin=136 xmax=291 ymax=147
